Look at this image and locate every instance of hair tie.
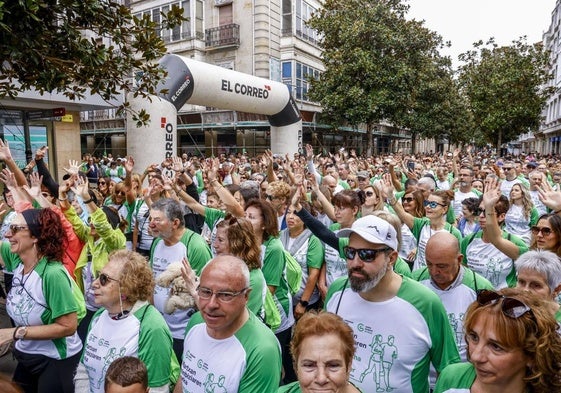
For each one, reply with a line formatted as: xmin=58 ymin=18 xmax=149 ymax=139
xmin=22 ymin=209 xmax=42 ymax=238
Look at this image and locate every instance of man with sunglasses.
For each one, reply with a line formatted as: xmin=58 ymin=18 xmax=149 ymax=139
xmin=499 ymin=160 xmax=524 ymax=197
xmin=324 ymin=215 xmax=460 ymax=393
xmin=174 ymin=255 xmax=281 ymax=393
xmin=451 ymin=166 xmax=481 ymax=220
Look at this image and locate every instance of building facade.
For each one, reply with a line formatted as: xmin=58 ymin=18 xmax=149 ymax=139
xmin=80 ymin=0 xmax=412 ymax=158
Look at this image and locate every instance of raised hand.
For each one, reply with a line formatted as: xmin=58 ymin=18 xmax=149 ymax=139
xmin=0 ymin=169 xmax=16 ymax=190
xmin=0 ymin=139 xmax=13 ymax=162
xmin=63 ymin=159 xmax=81 ymax=176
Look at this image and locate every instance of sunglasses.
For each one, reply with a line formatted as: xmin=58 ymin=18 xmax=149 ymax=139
xmin=402 ymin=197 xmax=415 ymax=203
xmin=265 ymin=194 xmax=275 ymax=201
xmin=343 ymin=246 xmax=391 ymax=262
xmin=423 ymin=200 xmax=446 ymax=209
xmin=531 ymin=226 xmax=553 ymax=236
xmin=9 ymin=224 xmax=29 ymax=234
xmin=98 ymin=273 xmax=120 ymax=286
xmin=98 ymin=181 xmax=106 ymax=185
xmin=365 ymin=191 xmax=375 ymax=197
xmin=196 ymin=286 xmax=248 ymax=302
xmin=115 ymin=191 xmax=126 ymax=196
xmin=476 ymin=289 xmax=533 ymax=319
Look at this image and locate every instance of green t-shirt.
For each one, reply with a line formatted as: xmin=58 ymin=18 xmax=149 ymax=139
xmin=433 ymin=362 xmax=475 ymax=393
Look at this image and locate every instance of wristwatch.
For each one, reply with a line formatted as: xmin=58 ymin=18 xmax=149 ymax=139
xmin=14 ymin=326 xmax=27 ymax=341
xmin=299 ymin=300 xmax=309 ymax=308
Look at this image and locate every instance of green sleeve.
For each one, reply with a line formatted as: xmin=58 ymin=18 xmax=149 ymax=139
xmin=184 ymin=231 xmax=212 ymax=275
xmin=337 ymin=237 xmax=349 ymax=259
xmin=411 ymin=217 xmax=429 ymax=240
xmin=42 ymin=262 xmax=79 ymax=322
xmin=410 ymin=267 xmax=429 ymax=281
xmin=63 ymin=206 xmax=91 ymax=242
xmin=446 ymin=224 xmax=463 ymax=243
xmin=306 ymin=236 xmax=324 ymax=269
xmin=195 ymin=171 xmax=205 ymax=194
xmin=91 ymin=208 xmax=126 ymax=251
xmin=446 ymin=206 xmax=456 ymax=224
xmin=262 ymin=238 xmax=284 ymax=287
xmin=0 ymin=241 xmax=21 ymax=272
xmin=204 ymin=206 xmax=226 ymax=228
xmin=529 ymin=207 xmax=540 ymax=226
xmin=247 ymin=269 xmax=265 ymax=316
xmin=324 ymin=277 xmax=349 ymax=309
xmin=394 ymin=256 xmax=412 ymax=277
xmin=137 ymin=305 xmax=175 ymax=388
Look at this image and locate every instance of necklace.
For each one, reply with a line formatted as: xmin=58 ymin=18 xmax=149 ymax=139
xmin=16 ymin=261 xmax=38 ymax=294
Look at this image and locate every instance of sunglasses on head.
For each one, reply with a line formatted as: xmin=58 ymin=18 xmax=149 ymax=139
xmin=98 ymin=273 xmax=120 ymax=286
xmin=531 ymin=226 xmax=553 ymax=236
xmin=343 ymin=246 xmax=391 ymax=262
xmin=423 ymin=200 xmax=446 ymax=209
xmin=476 ymin=289 xmax=533 ymax=319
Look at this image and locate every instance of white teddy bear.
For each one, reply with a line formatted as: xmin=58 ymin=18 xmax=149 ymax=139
xmin=155 ymin=261 xmax=198 ymax=314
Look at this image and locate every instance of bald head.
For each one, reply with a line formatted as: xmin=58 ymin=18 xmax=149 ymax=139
xmin=201 ymin=254 xmax=250 ymax=288
xmin=425 ymin=232 xmax=462 ymax=290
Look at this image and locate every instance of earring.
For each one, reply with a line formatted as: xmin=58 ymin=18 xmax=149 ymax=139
xmin=121 ymin=294 xmax=127 ymax=300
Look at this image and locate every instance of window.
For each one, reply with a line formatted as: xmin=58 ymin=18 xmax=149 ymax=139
xmin=295 ymin=0 xmax=319 ymax=44
xmin=140 ymin=1 xmax=199 ymax=42
xmin=283 ymin=60 xmax=320 ymax=102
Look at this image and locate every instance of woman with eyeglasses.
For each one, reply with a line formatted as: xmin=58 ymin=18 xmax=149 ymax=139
xmin=0 ymin=208 xmax=84 ymax=393
xmin=74 ymin=249 xmax=177 ymax=393
xmin=530 ymin=213 xmax=561 ymax=256
xmin=382 ymin=173 xmax=462 ymax=271
xmin=504 ymin=183 xmax=539 ymax=245
xmin=434 ymin=288 xmax=561 ymax=393
xmin=60 ymin=177 xmax=126 ymax=343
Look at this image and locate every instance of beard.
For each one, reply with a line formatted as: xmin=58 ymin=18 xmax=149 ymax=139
xmin=348 ymin=260 xmax=388 ymax=293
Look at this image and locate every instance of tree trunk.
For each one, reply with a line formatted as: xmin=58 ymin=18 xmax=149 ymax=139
xmin=411 ymin=132 xmax=417 ymax=154
xmin=497 ymin=129 xmax=503 ymax=153
xmin=366 ymin=123 xmax=373 ymax=157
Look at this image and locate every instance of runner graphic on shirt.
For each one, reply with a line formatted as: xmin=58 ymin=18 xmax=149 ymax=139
xmin=357 ymin=334 xmax=397 ymax=392
xmin=204 ymin=373 xmax=227 ymax=393
xmin=448 ymin=312 xmax=465 ymax=347
xmin=96 ymin=346 xmax=126 ymax=389
xmin=485 ymin=257 xmax=504 ymax=287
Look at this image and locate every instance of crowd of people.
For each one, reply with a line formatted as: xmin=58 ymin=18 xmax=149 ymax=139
xmin=2 ymin=139 xmax=561 ymax=392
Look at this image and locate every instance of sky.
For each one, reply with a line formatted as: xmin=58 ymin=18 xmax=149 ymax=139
xmin=406 ymin=0 xmax=558 ymax=67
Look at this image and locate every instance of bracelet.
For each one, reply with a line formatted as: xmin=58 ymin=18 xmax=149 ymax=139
xmin=58 ymin=197 xmax=67 ymax=201
xmin=83 ymin=198 xmax=93 ymax=204
xmin=386 ymin=198 xmax=397 ymax=206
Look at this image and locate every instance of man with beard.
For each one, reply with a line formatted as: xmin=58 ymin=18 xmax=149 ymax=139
xmin=324 ymin=215 xmax=460 ymax=393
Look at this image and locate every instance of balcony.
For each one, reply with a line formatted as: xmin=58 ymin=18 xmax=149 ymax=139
xmin=205 ymin=24 xmax=240 ymax=50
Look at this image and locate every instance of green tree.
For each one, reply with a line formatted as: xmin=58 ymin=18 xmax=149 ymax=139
xmin=458 ymin=37 xmax=553 ymax=149
xmin=307 ymin=0 xmax=451 ymax=155
xmin=0 ymin=0 xmax=185 ymax=121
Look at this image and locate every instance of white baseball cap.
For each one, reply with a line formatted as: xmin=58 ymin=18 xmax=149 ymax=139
xmin=337 ymin=215 xmax=397 ymax=250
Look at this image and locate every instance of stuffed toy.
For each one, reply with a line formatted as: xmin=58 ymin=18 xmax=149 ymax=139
xmin=155 ymin=261 xmax=198 ymax=314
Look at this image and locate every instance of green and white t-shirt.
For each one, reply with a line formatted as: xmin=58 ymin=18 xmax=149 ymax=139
xmin=461 ymin=230 xmax=528 ymax=289
xmin=262 ymin=236 xmax=294 ymax=333
xmin=3 ymin=249 xmax=83 ymax=360
xmin=325 ymin=276 xmax=460 ymax=393
xmin=323 ymin=230 xmax=349 ymax=287
xmin=411 ymin=217 xmax=463 ymax=271
xmin=247 ymin=268 xmax=266 ymax=320
xmin=81 ymin=303 xmax=177 ymax=393
xmin=433 ymin=362 xmax=475 ymax=393
xmin=179 ymin=312 xmax=281 ymax=392
xmin=150 ymin=230 xmax=212 ymax=339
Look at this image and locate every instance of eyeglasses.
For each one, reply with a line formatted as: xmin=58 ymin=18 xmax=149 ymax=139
xmin=343 ymin=246 xmax=391 ymax=262
xmin=531 ymin=226 xmax=553 ymax=236
xmin=98 ymin=273 xmax=120 ymax=286
xmin=196 ymin=286 xmax=248 ymax=302
xmin=402 ymin=197 xmax=415 ymax=203
xmin=476 ymin=289 xmax=533 ymax=319
xmin=9 ymin=225 xmax=29 ymax=234
xmin=365 ymin=191 xmax=375 ymax=197
xmin=503 ymin=167 xmax=514 ymax=170
xmin=423 ymin=200 xmax=446 ymax=209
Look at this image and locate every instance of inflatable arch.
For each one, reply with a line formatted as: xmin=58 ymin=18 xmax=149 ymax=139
xmin=127 ymin=54 xmax=302 ymax=170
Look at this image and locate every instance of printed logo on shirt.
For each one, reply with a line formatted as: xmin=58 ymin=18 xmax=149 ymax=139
xmin=354 ymin=333 xmax=398 ymax=392
xmin=448 ymin=312 xmax=466 ymax=348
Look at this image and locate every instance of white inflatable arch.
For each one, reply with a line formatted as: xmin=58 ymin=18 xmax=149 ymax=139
xmin=127 ymin=54 xmax=302 ymax=169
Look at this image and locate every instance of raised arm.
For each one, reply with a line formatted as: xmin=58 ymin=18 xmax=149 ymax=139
xmin=382 ymin=173 xmax=414 ymax=229
xmin=0 ymin=139 xmax=27 ymax=187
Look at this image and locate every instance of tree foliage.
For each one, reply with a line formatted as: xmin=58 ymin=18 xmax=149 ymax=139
xmin=307 ymin=0 xmax=460 ymax=154
xmin=458 ymin=37 xmax=553 ymax=148
xmin=0 ymin=0 xmax=185 ymax=120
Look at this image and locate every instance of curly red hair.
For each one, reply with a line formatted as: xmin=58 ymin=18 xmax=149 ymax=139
xmin=37 ymin=208 xmax=66 ymax=261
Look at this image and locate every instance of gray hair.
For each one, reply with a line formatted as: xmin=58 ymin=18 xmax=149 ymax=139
xmin=417 ymin=176 xmax=437 ymax=190
xmin=515 ymin=250 xmax=561 ymax=292
xmin=150 ymin=198 xmax=185 ymax=228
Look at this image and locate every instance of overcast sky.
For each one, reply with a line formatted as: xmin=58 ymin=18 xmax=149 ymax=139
xmin=406 ymin=0 xmax=557 ymax=66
